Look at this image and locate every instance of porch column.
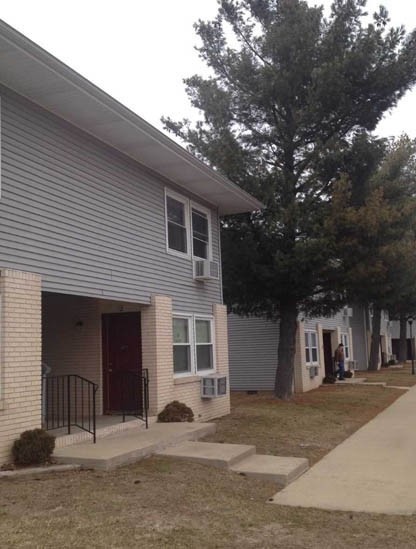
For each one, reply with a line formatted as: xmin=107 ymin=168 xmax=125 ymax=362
xmin=0 ymin=269 xmax=42 ymax=465
xmin=213 ymin=304 xmax=231 ymax=416
xmin=141 ymin=295 xmax=174 ymax=416
xmin=294 ymin=320 xmax=305 ymax=393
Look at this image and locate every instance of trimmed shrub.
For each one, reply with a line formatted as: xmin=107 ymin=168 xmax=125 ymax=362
xmin=323 ymin=375 xmax=336 ymax=384
xmin=344 ymin=370 xmax=353 ymax=378
xmin=388 ymin=359 xmax=397 ymax=366
xmin=12 ymin=428 xmax=55 ymax=466
xmin=157 ymin=401 xmax=194 ymax=423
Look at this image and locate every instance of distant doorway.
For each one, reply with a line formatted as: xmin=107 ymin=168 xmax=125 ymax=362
xmin=323 ymin=332 xmax=334 ymax=376
xmin=102 ymin=312 xmax=142 ymax=413
xmin=392 ymin=338 xmax=412 ymax=361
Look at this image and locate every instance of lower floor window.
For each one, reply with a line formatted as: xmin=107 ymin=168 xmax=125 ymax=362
xmin=341 ymin=333 xmax=350 ymax=360
xmin=173 ymin=315 xmax=214 ymax=375
xmin=305 ymin=331 xmax=319 ymax=365
xmin=173 ymin=317 xmax=192 ymax=374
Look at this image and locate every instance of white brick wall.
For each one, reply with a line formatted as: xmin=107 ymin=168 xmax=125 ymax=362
xmin=43 ymin=294 xmax=232 ymax=421
xmin=0 ymin=269 xmax=42 ymax=465
xmin=142 ymin=300 xmax=231 ymax=421
xmin=173 ymin=304 xmax=231 ymax=421
xmin=294 ymin=321 xmax=325 ymax=393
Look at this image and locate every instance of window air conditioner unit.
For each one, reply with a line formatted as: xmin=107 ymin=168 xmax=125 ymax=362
xmin=194 ymin=260 xmax=219 ymax=281
xmin=200 ymin=374 xmax=227 ymax=398
xmin=348 ymin=360 xmax=357 ymax=371
xmin=309 ymin=366 xmax=319 ymax=379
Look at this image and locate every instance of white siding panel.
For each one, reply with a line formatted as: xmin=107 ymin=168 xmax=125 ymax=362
xmin=304 ymin=311 xmax=347 ymax=332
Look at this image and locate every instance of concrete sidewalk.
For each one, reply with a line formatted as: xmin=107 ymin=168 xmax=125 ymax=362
xmin=271 ymin=385 xmax=416 ymax=515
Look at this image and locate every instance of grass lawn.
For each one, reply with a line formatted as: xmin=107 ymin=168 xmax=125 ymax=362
xmin=354 ymin=361 xmax=416 ymax=387
xmin=1 ymin=384 xmax=416 ymax=548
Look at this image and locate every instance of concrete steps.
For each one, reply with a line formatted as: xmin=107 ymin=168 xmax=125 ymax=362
xmin=156 ymin=441 xmax=309 ymax=487
xmin=54 ymin=422 xmax=216 ymax=470
xmin=231 ymin=454 xmax=309 ymax=486
xmin=54 ymin=423 xmax=309 ymax=487
xmin=156 ymin=441 xmax=256 ymax=468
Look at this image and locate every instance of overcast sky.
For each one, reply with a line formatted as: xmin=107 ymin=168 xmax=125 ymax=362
xmin=1 ymin=0 xmax=415 ymax=140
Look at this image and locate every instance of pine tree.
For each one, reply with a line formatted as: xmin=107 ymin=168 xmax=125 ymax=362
xmin=164 ymin=0 xmax=416 ymax=398
xmin=328 ymin=136 xmax=416 ymax=370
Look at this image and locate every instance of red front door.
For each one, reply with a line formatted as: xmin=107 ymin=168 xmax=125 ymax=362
xmin=102 ymin=312 xmax=142 ymax=413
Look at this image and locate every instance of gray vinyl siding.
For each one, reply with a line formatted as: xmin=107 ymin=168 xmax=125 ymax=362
xmin=0 ymin=85 xmax=221 ymax=313
xmin=228 ymin=314 xmax=278 ymax=391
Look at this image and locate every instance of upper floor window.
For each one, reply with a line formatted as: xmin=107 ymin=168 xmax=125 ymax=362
xmin=166 ymin=194 xmax=189 ymax=255
xmin=305 ymin=331 xmax=319 ymax=365
xmin=192 ymin=207 xmax=210 ymax=260
xmin=165 ymin=189 xmax=212 ymax=260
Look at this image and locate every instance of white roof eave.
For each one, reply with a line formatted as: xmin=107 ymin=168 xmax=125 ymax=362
xmin=0 ymin=20 xmax=263 ymax=215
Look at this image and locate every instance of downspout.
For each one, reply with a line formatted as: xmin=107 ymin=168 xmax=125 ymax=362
xmin=217 ymin=208 xmax=224 ymax=304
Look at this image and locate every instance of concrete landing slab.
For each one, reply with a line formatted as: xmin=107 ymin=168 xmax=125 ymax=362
xmin=230 ymin=454 xmax=309 ymax=486
xmin=336 ymin=378 xmax=366 ymax=384
xmin=54 ymin=422 xmax=216 ymax=470
xmin=156 ymin=441 xmax=256 ymax=468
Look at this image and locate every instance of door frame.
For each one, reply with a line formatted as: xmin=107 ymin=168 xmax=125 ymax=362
xmin=101 ymin=311 xmax=142 ymax=413
xmin=323 ymin=330 xmax=334 ymax=376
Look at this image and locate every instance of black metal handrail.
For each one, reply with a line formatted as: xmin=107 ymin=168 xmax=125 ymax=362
xmin=113 ymin=369 xmax=149 ymax=428
xmin=42 ymin=374 xmax=99 ymax=442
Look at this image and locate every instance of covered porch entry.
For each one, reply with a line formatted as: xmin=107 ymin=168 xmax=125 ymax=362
xmin=42 ymin=293 xmax=149 ymax=441
xmin=322 ymin=330 xmax=339 ymax=377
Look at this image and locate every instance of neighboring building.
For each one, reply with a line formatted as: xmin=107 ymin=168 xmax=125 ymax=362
xmin=0 ymin=21 xmax=261 ymax=464
xmin=228 ymin=305 xmax=394 ymax=394
xmin=391 ymin=320 xmax=415 ymax=361
xmin=351 ymin=306 xmax=393 ymax=369
xmin=228 ymin=308 xmax=355 ymax=393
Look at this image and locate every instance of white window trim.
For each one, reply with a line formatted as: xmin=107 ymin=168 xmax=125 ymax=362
xmin=165 ymin=189 xmax=191 ymax=259
xmin=165 ymin=188 xmax=213 ymax=262
xmin=194 ymin=315 xmax=216 ymax=374
xmin=172 ymin=314 xmax=194 ymax=377
xmin=190 ymin=201 xmax=213 ymax=261
xmin=305 ymin=330 xmax=319 ymax=366
xmin=341 ymin=333 xmax=350 ymax=360
xmin=173 ymin=313 xmax=216 ymax=378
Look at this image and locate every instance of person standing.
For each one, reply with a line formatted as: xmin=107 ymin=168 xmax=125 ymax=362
xmin=334 ymin=343 xmax=345 ymax=381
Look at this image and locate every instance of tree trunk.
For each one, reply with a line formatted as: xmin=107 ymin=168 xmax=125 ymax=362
xmin=275 ymin=302 xmax=298 ymax=399
xmin=399 ymin=314 xmax=408 ymax=363
xmin=369 ymin=305 xmax=382 ymax=371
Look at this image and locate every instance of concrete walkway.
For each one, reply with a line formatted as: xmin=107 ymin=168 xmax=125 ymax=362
xmin=271 ymin=385 xmax=416 ymax=515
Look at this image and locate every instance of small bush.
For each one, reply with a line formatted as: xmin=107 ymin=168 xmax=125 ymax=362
xmin=158 ymin=401 xmax=194 ymax=423
xmin=344 ymin=370 xmax=353 ymax=378
xmin=12 ymin=428 xmax=55 ymax=466
xmin=323 ymin=375 xmax=336 ymax=384
xmin=388 ymin=359 xmax=397 ymax=366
